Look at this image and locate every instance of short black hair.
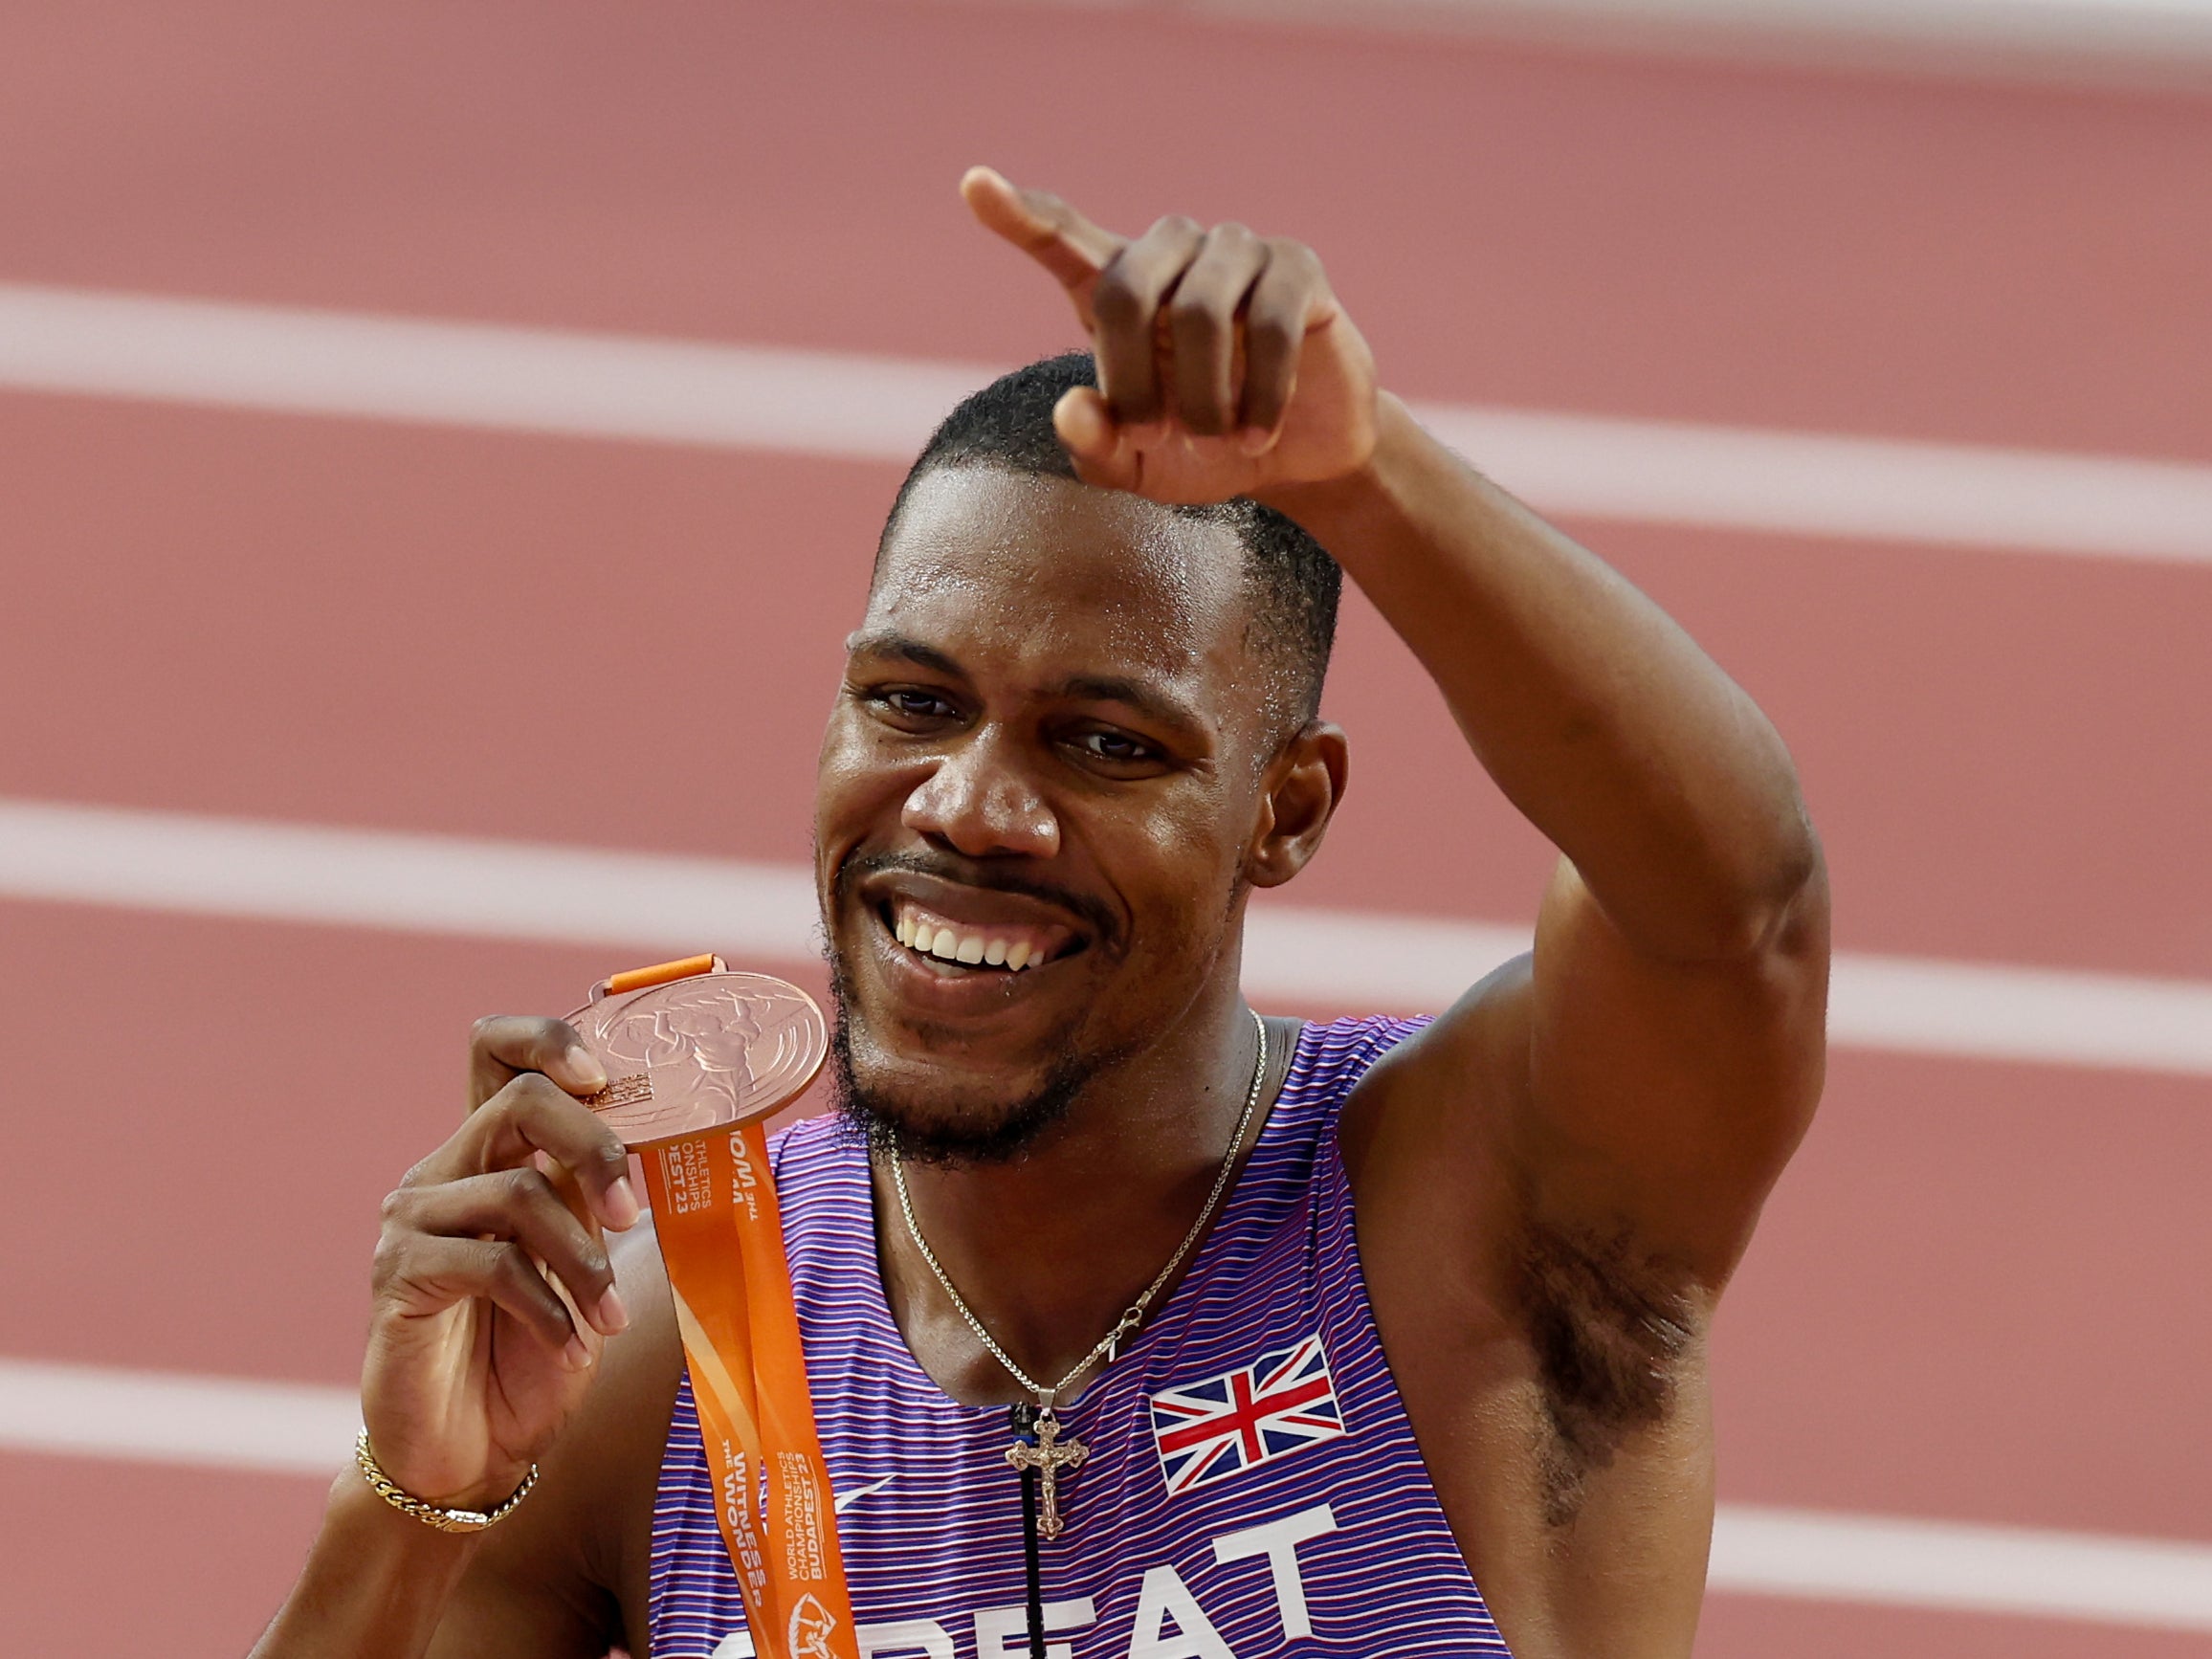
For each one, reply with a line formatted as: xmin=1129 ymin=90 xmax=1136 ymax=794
xmin=877 ymin=351 xmax=1341 ymax=734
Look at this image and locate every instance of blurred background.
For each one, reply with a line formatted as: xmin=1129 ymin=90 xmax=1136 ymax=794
xmin=2 ymin=2 xmax=2207 ymax=1654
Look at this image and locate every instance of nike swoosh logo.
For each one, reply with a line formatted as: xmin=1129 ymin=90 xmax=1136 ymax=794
xmin=833 ymin=1473 xmax=896 ymax=1515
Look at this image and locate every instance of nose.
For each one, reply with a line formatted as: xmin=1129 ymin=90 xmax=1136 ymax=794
xmin=901 ymin=730 xmax=1061 ymax=859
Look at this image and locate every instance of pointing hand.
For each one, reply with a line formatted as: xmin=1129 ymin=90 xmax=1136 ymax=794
xmin=962 ymin=166 xmax=1380 ymax=505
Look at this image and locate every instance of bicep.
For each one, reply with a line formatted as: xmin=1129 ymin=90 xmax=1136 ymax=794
xmin=1517 ymin=852 xmax=1828 ymax=1286
xmin=1340 ymin=853 xmax=1825 ymax=1529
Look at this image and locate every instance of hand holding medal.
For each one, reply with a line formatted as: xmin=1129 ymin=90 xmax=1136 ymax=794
xmin=362 ymin=955 xmax=855 ymax=1659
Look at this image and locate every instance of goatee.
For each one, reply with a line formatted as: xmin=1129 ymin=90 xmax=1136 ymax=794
xmin=825 ymin=957 xmax=1093 ymax=1165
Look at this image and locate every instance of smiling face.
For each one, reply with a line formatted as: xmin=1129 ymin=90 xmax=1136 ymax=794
xmin=815 ymin=466 xmax=1332 ymax=1162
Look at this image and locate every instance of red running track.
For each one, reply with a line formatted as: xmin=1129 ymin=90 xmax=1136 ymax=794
xmin=0 ymin=4 xmax=2207 ymax=1655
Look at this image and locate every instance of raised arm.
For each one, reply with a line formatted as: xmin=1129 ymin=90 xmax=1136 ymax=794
xmin=1271 ymin=399 xmax=1827 ymax=1287
xmin=962 ymin=163 xmax=1827 ymax=1296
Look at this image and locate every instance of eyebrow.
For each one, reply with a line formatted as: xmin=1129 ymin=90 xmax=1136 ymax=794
xmin=1055 ymin=674 xmax=1206 ymax=741
xmin=845 ymin=631 xmax=967 ymax=680
xmin=847 ymin=632 xmax=1206 ymax=741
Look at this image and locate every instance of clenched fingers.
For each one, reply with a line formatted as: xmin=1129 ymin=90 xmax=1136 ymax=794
xmin=377 ymin=1166 xmax=630 ymax=1339
xmin=1239 ymin=242 xmax=1329 ymax=442
xmin=1167 ymin=223 xmax=1268 ymax=436
xmin=376 ymin=1234 xmax=600 ymax=1369
xmin=422 ymin=1067 xmax=639 ymax=1232
xmin=1092 ymin=214 xmax=1206 ymax=430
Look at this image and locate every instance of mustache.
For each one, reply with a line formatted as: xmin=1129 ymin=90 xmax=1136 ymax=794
xmin=831 ymin=847 xmax=1121 ymax=950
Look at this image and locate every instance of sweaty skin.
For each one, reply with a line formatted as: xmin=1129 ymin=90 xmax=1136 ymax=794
xmin=253 ymin=171 xmax=1826 ymax=1659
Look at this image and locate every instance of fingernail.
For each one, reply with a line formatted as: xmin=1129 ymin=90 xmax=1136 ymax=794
xmin=564 ymin=1334 xmax=593 ymax=1371
xmin=595 ymin=1286 xmax=630 ymax=1335
xmin=569 ymin=1047 xmax=608 ymax=1093
xmin=605 ymin=1176 xmax=640 ymax=1228
xmin=1238 ymin=425 xmax=1274 ymax=456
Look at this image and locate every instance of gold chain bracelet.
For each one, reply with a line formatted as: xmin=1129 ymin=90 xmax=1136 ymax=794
xmin=355 ymin=1428 xmax=541 ymax=1535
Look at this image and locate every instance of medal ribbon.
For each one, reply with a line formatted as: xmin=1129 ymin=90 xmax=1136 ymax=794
xmin=611 ymin=958 xmax=858 ymax=1659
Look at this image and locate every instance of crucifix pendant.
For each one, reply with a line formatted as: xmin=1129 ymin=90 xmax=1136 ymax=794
xmin=1006 ymin=1405 xmax=1089 ymax=1539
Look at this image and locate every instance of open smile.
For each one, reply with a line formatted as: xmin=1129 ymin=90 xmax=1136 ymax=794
xmin=854 ymin=871 xmax=1098 ymax=991
xmin=882 ymin=899 xmax=1075 ymax=972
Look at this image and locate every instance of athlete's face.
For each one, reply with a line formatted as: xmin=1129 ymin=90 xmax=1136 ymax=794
xmin=814 ymin=467 xmax=1312 ymax=1160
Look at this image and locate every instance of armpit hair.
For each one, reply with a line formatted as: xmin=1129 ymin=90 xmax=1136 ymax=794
xmin=1516 ymin=1222 xmax=1698 ymax=1528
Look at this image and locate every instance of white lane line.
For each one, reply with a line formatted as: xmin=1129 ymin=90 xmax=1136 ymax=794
xmin=1710 ymin=1503 xmax=2212 ymax=1632
xmin=6 ymin=797 xmax=2211 ymax=1077
xmin=1248 ymin=905 xmax=2212 ymax=1077
xmin=0 ymin=796 xmax=826 ymax=961
xmin=0 ymin=282 xmax=983 ymax=464
xmin=1417 ymin=403 xmax=2212 ymax=564
xmin=4 ymin=1356 xmax=2208 ymax=1632
xmin=2 ymin=281 xmax=2209 ymax=564
xmin=0 ymin=1356 xmax=357 ymax=1476
xmin=1046 ymin=0 xmax=2212 ymax=64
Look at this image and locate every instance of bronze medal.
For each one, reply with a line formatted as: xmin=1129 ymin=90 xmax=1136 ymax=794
xmin=564 ymin=954 xmax=858 ymax=1652
xmin=564 ymin=969 xmax=828 ymax=1149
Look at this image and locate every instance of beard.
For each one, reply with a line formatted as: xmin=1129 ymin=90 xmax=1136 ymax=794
xmin=824 ymin=943 xmax=1107 ymax=1166
xmin=821 ymin=841 xmax=1134 ymax=1165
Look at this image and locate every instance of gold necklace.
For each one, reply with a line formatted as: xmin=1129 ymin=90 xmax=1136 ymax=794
xmin=889 ymin=1008 xmax=1270 ymax=1538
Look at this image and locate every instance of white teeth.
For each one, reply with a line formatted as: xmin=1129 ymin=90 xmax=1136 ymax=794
xmin=896 ymin=909 xmax=1049 ymax=971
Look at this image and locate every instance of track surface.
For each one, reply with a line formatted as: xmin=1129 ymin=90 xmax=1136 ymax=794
xmin=1 ymin=4 xmax=2207 ymax=1654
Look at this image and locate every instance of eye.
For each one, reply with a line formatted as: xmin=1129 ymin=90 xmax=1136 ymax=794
xmin=884 ymin=689 xmax=954 ymax=718
xmin=1068 ymin=727 xmax=1162 ymax=767
xmin=858 ymin=685 xmax=961 ymax=726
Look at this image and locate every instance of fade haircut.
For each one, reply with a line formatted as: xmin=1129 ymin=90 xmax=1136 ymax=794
xmin=875 ymin=351 xmax=1341 ymax=736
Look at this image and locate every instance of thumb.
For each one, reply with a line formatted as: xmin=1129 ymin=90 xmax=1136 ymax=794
xmin=1053 ymin=387 xmax=1140 ymax=491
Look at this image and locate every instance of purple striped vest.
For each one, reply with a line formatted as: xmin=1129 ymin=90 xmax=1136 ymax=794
xmin=649 ymin=1016 xmax=1513 ymax=1656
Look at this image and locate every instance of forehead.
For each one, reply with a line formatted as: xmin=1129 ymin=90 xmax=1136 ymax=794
xmin=866 ymin=467 xmax=1252 ymax=682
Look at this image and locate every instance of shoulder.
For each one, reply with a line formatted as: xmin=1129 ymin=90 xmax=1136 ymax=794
xmin=1334 ymin=957 xmax=1533 ymax=1186
xmin=1286 ymin=1012 xmax=1433 ymax=1098
xmin=769 ymin=1106 xmax=853 ymax=1177
xmin=1280 ymin=1012 xmax=1439 ymax=1161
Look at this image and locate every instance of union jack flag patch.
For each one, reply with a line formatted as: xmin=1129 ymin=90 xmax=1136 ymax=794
xmin=1149 ymin=1334 xmax=1347 ymax=1494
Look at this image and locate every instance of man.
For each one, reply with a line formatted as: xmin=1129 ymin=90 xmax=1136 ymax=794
xmin=254 ymin=169 xmax=1827 ymax=1658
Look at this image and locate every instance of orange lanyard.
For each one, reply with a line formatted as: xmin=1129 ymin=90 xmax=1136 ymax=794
xmin=592 ymin=957 xmax=858 ymax=1659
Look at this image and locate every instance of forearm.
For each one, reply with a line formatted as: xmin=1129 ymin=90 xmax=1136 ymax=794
xmin=1262 ymin=392 xmax=1817 ymax=962
xmin=250 ymin=1473 xmax=480 ymax=1659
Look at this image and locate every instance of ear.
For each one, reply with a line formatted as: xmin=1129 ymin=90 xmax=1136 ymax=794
xmin=1246 ymin=721 xmax=1349 ymax=889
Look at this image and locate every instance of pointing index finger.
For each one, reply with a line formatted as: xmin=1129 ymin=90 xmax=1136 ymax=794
xmin=961 ymin=166 xmax=1124 ymax=327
